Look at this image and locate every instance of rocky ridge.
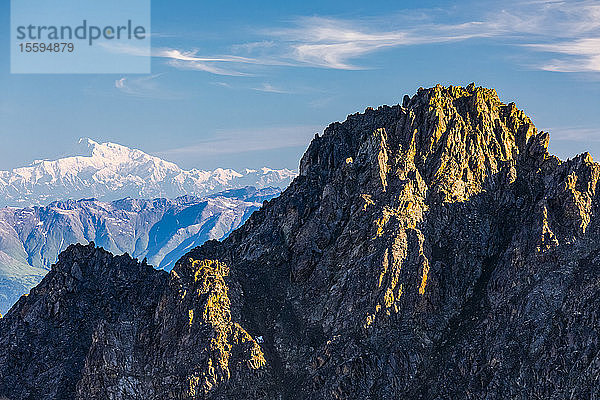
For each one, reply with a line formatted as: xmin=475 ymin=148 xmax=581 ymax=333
xmin=1 ymin=84 xmax=599 ymax=399
xmin=0 ymin=187 xmax=280 ymax=315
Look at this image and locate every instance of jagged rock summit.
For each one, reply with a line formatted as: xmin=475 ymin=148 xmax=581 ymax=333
xmin=1 ymin=84 xmax=599 ymax=399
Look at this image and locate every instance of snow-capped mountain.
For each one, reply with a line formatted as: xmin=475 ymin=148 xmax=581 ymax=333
xmin=0 ymin=138 xmax=296 ymax=208
xmin=0 ymin=187 xmax=280 ymax=314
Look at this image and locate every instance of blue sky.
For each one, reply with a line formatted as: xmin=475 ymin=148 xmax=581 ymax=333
xmin=1 ymin=0 xmax=599 ymax=171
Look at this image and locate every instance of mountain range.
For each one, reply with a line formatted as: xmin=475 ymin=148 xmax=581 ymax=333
xmin=0 ymin=187 xmax=280 ymax=314
xmin=2 ymin=85 xmax=600 ymax=399
xmin=0 ymin=138 xmax=296 ymax=208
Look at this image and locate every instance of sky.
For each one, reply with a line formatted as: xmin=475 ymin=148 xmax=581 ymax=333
xmin=1 ymin=0 xmax=599 ymax=171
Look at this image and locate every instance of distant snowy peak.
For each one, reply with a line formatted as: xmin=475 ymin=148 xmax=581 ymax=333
xmin=0 ymin=138 xmax=296 ymax=207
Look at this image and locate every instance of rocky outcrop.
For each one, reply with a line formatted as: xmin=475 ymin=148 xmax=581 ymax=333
xmin=0 ymin=243 xmax=267 ymax=399
xmin=1 ymin=84 xmax=600 ymax=399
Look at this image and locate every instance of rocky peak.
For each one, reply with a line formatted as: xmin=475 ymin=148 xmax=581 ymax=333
xmin=301 ymin=84 xmax=551 ymax=202
xmin=185 ymin=84 xmax=600 ymax=398
xmin=1 ymin=85 xmax=600 ymax=399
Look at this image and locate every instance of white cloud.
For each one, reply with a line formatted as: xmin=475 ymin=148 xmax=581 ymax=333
xmin=265 ymin=2 xmax=600 ymax=71
xmin=114 ymin=74 xmax=181 ymax=99
xmin=165 ymin=59 xmax=252 ymax=76
xmin=252 ymin=83 xmax=289 ymax=94
xmin=231 ymin=40 xmax=276 ymax=53
xmin=106 ymin=1 xmax=600 ymax=75
xmin=512 ymin=1 xmax=600 ymax=72
xmin=526 ymin=38 xmax=600 ymax=72
xmin=548 ymin=126 xmax=600 ymax=141
xmin=153 ymin=48 xmax=262 ymax=76
xmin=153 ymin=48 xmax=257 ymax=64
xmin=261 ymin=17 xmax=499 ymax=70
xmin=212 ymin=82 xmax=233 ymax=88
xmin=115 ymin=78 xmax=126 ymax=89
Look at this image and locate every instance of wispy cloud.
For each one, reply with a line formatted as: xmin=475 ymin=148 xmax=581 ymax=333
xmin=101 ymin=43 xmax=263 ymax=76
xmin=212 ymin=81 xmax=233 ymax=89
xmin=153 ymin=48 xmax=269 ymax=76
xmin=515 ymin=1 xmax=600 ymax=73
xmin=100 ymin=15 xmax=503 ymax=73
xmin=265 ymin=2 xmax=600 ymax=71
xmin=263 ymin=17 xmax=502 ymax=70
xmin=114 ymin=74 xmax=182 ymax=99
xmin=106 ymin=1 xmax=600 ymax=76
xmin=231 ymin=40 xmax=276 ymax=53
xmin=252 ymin=83 xmax=290 ymax=93
xmin=548 ymin=126 xmax=600 ymax=141
xmin=164 ymin=59 xmax=251 ymax=76
xmin=526 ymin=38 xmax=600 ymax=72
xmin=157 ymin=125 xmax=321 ymax=157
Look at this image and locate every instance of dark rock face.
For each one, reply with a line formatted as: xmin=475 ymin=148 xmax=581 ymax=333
xmin=1 ymin=84 xmax=600 ymax=399
xmin=0 ymin=243 xmax=267 ymax=400
xmin=0 ymin=244 xmax=167 ymax=399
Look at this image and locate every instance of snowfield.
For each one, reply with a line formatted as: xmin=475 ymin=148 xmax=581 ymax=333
xmin=0 ymin=138 xmax=296 ymax=207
